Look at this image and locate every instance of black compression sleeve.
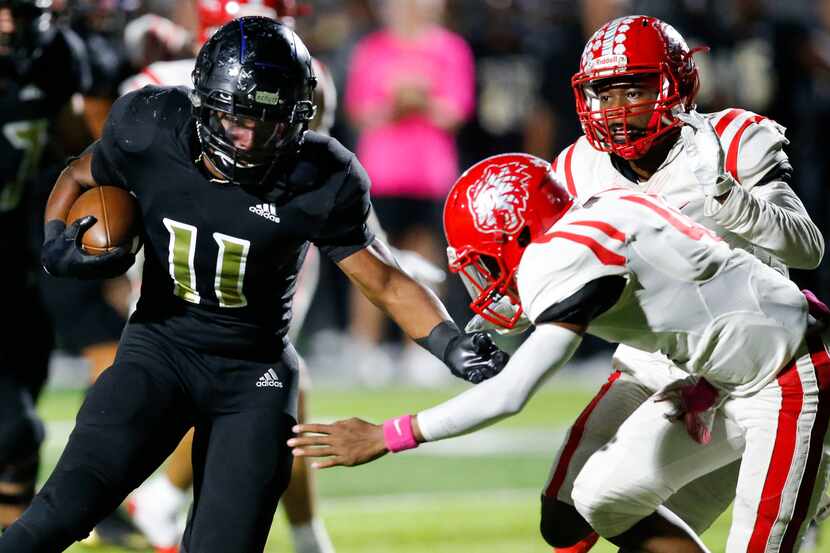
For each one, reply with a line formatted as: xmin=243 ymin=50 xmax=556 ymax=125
xmin=415 ymin=321 xmax=462 ymax=361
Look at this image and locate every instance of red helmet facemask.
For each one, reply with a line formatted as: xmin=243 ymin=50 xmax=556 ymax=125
xmin=444 ymin=153 xmax=574 ymax=329
xmin=572 ymin=15 xmax=705 ymax=160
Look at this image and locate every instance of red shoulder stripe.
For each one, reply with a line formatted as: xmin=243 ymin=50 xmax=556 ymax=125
xmin=713 ymin=108 xmax=745 ymax=137
xmin=567 ymin=220 xmax=626 ymax=242
xmin=620 ymin=194 xmax=719 ymax=241
xmin=536 ymin=230 xmax=626 ymax=266
xmin=725 ymin=114 xmax=765 ymax=181
xmin=564 ymin=144 xmax=576 ymax=196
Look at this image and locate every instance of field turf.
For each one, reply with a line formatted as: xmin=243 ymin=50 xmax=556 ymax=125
xmin=32 ymin=386 xmax=829 ymax=553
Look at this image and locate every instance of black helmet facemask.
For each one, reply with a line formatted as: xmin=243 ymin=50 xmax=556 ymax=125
xmin=191 ymin=17 xmax=317 ymax=188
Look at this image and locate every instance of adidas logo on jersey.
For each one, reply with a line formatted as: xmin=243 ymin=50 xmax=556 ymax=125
xmin=249 ymin=203 xmax=280 ymax=223
xmin=257 ymin=368 xmax=284 ymax=388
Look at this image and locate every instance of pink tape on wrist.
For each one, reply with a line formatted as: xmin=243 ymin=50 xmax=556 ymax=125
xmin=383 ymin=415 xmax=419 ymax=453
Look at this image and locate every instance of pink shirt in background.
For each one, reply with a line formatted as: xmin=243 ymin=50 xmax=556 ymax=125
xmin=345 ymin=25 xmax=475 ymax=199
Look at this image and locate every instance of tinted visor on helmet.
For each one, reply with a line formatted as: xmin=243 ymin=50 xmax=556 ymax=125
xmin=205 ymin=110 xmax=294 ymax=163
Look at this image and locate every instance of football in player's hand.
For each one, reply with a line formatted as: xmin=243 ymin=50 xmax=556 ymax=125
xmin=67 ymin=186 xmax=142 ymax=255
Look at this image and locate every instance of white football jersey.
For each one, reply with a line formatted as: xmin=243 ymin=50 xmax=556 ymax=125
xmin=516 ymin=188 xmax=808 ymax=396
xmin=118 ymin=58 xmax=337 ymax=135
xmin=119 ymin=58 xmax=197 ymax=95
xmin=549 ymin=109 xmax=822 ymax=390
xmin=550 ymin=109 xmax=810 ymax=272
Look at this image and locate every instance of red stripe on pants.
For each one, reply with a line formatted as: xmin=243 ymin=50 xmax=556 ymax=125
xmin=780 ymin=336 xmax=830 ymax=552
xmin=747 ymin=360 xmax=804 ymax=551
xmin=544 ymin=370 xmax=622 ymax=498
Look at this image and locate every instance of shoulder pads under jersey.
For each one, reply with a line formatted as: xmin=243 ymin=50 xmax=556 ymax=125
xmin=709 ymin=108 xmax=789 ymax=189
xmin=105 ymin=86 xmax=192 ymax=154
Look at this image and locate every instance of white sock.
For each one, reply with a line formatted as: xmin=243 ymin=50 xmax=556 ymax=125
xmin=131 ymin=475 xmax=189 ymax=547
xmin=139 ymin=474 xmax=189 ymax=516
xmin=290 ymin=518 xmax=335 ymax=553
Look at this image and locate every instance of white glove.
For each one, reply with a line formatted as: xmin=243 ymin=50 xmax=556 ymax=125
xmin=677 ymin=110 xmax=735 ymax=198
xmin=464 ymin=296 xmax=532 ymax=336
xmin=391 ymin=248 xmax=446 ymax=285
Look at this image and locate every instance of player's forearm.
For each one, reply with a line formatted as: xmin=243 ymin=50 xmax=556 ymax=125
xmin=706 ymin=180 xmax=824 ymax=269
xmin=45 ymin=152 xmax=98 ymax=224
xmin=342 ymin=240 xmax=451 ymax=339
xmin=414 ymin=324 xmax=582 ymax=442
xmin=372 ymin=267 xmax=451 ymax=340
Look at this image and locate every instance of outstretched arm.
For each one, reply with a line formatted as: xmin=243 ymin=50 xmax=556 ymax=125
xmin=288 ymin=322 xmax=583 ymax=468
xmin=336 ymin=238 xmax=448 ymax=339
xmin=336 ymin=239 xmax=507 ymax=384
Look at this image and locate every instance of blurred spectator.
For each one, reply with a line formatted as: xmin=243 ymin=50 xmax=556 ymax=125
xmin=65 ymin=0 xmax=138 ymax=139
xmin=524 ymin=0 xmax=628 ymax=161
xmin=454 ymin=1 xmax=538 ymax=168
xmin=790 ymin=0 xmax=830 ymax=306
xmin=344 ymin=0 xmax=475 ymax=385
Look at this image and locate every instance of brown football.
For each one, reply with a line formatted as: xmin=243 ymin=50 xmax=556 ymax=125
xmin=66 ymin=186 xmax=142 ymax=255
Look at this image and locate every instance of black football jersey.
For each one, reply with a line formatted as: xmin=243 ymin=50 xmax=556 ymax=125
xmin=90 ymin=86 xmax=374 ymax=355
xmin=0 ymin=26 xmax=89 ymax=286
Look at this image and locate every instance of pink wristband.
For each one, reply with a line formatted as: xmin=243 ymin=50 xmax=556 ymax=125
xmin=382 ymin=414 xmax=419 ymax=453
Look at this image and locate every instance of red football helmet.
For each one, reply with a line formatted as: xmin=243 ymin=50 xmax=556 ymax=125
xmin=196 ymin=0 xmax=312 ymax=44
xmin=444 ymin=153 xmax=574 ymax=328
xmin=572 ymin=15 xmax=704 ymax=160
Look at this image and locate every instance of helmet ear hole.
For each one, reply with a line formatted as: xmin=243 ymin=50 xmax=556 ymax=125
xmin=479 ymin=254 xmax=501 ymax=279
xmin=517 ymin=226 xmax=531 ymax=248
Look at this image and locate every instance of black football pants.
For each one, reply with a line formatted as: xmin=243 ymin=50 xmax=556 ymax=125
xmin=0 ymin=322 xmax=298 ymax=553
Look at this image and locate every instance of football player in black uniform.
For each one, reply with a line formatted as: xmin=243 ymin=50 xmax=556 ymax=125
xmin=0 ymin=0 xmax=88 ymax=530
xmin=0 ymin=17 xmax=507 ymax=553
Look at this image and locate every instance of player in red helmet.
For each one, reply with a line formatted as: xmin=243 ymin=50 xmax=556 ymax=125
xmin=443 ymin=154 xmax=573 ymax=328
xmin=294 ymin=14 xmax=824 ymax=553
xmin=571 ymin=16 xmax=703 ymax=161
xmin=473 ymin=15 xmax=823 ymax=553
xmin=290 ymin=152 xmax=830 ymax=553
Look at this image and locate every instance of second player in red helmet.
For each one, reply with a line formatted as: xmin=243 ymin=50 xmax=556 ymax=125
xmin=572 ymin=15 xmax=703 ymax=160
xmin=459 ymin=14 xmax=825 ymax=553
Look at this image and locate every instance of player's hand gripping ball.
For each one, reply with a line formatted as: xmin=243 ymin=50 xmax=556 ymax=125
xmin=42 ymin=186 xmax=141 ymax=280
xmin=66 ymin=186 xmax=142 ymax=255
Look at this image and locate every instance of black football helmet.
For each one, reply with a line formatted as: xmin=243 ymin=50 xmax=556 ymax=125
xmin=0 ymin=0 xmax=52 ymax=77
xmin=191 ymin=16 xmax=317 ymax=187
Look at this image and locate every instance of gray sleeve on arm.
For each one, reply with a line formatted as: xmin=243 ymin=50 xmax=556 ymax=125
xmin=416 ymin=324 xmax=583 ymax=442
xmin=706 ymin=177 xmax=824 ymax=269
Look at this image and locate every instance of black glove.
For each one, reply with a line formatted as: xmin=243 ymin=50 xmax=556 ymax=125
xmin=41 ymin=218 xmax=135 ymax=280
xmin=416 ymin=321 xmax=509 ymax=384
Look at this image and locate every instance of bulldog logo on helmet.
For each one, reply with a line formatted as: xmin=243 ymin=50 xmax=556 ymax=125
xmin=466 ymin=162 xmax=532 ymax=235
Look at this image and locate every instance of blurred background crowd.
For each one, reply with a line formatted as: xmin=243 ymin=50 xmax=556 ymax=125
xmin=12 ymin=0 xmax=830 ymax=388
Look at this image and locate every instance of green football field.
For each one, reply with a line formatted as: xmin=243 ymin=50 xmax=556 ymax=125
xmin=32 ymin=386 xmax=829 ymax=553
